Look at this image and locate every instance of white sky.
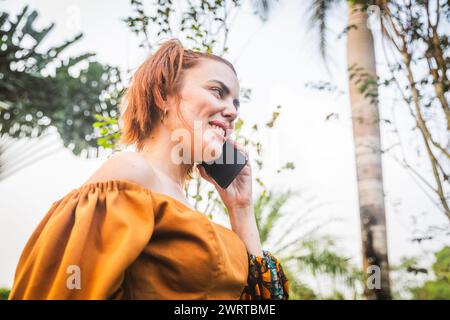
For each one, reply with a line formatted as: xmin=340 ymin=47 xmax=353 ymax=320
xmin=1 ymin=0 xmax=448 ymax=294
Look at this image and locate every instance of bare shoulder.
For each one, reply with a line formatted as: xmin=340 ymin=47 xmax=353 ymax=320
xmin=81 ymin=151 xmax=156 ymax=190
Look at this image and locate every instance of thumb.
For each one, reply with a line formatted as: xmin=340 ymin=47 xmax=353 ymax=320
xmin=198 ymin=165 xmax=212 ymax=182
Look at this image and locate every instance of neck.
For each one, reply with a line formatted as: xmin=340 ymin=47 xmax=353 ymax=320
xmin=138 ymin=125 xmax=193 ymax=190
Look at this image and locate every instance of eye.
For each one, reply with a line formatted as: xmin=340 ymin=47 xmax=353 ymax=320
xmin=210 ymin=87 xmax=223 ymax=98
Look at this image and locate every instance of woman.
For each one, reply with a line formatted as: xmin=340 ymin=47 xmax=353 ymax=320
xmin=8 ymin=39 xmax=289 ymax=300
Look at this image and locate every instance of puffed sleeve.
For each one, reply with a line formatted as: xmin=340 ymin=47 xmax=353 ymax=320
xmin=8 ymin=180 xmax=155 ymax=300
xmin=239 ymin=250 xmax=289 ymax=300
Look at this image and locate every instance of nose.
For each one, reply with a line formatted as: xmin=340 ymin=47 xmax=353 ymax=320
xmin=221 ymin=98 xmax=238 ymax=125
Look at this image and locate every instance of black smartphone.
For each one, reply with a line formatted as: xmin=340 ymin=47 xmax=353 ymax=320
xmin=199 ymin=139 xmax=248 ymax=189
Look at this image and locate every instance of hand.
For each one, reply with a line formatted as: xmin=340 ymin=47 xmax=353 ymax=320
xmin=198 ymin=138 xmax=252 ymax=212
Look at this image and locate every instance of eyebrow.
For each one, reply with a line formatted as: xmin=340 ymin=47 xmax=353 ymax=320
xmin=207 ymin=79 xmax=240 ymax=108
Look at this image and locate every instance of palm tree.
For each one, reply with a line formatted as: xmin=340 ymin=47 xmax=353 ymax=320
xmin=345 ymin=1 xmax=391 ymax=300
xmin=251 ymin=0 xmax=392 ymax=299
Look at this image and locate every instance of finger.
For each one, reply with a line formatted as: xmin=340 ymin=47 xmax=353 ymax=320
xmin=198 ymin=165 xmax=216 ymax=185
xmin=227 ymin=138 xmax=249 ymax=157
xmin=197 ymin=165 xmax=209 ymax=179
xmin=229 ymin=140 xmax=251 ymax=168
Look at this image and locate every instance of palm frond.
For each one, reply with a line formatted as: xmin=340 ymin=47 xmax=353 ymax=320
xmin=292 ymin=236 xmax=357 ymax=281
xmin=249 ymin=0 xmax=280 ymax=22
xmin=259 ymin=189 xmax=297 ymax=243
xmin=307 ymin=0 xmax=341 ymax=62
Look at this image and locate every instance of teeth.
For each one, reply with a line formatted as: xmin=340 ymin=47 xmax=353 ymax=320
xmin=209 ymin=124 xmax=225 ymax=137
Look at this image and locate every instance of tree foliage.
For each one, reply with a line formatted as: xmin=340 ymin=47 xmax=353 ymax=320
xmin=411 ymin=246 xmax=450 ymax=299
xmin=0 ymin=5 xmax=124 ymax=165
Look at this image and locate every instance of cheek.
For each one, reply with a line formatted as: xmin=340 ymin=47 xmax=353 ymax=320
xmin=178 ymin=95 xmax=217 ymax=131
xmin=175 ymin=90 xmax=222 ymax=160
xmin=185 ymin=88 xmax=218 ymax=113
xmin=185 ymin=121 xmax=223 ymax=162
xmin=178 ymin=97 xmax=203 ymax=121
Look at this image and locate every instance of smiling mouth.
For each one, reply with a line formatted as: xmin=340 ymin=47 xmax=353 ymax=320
xmin=208 ymin=122 xmax=226 ymax=139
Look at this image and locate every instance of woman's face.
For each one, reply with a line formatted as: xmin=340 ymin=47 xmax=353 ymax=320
xmin=166 ymin=58 xmax=240 ymax=163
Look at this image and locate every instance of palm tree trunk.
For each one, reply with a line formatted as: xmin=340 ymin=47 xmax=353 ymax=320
xmin=346 ymin=3 xmax=391 ymax=300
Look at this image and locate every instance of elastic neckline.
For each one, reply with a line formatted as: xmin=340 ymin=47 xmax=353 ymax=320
xmin=59 ymin=179 xmax=241 ymax=253
xmin=73 ymin=179 xmax=199 ymax=213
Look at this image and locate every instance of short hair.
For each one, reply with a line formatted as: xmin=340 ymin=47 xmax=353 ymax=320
xmin=117 ymin=38 xmax=237 ymax=183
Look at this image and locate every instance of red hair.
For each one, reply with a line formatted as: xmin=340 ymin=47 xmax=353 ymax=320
xmin=118 ymin=38 xmax=237 ymax=151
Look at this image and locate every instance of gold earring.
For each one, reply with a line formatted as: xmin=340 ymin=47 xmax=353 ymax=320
xmin=161 ymin=107 xmax=168 ymax=123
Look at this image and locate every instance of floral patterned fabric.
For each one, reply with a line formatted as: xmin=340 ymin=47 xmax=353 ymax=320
xmin=240 ymin=250 xmax=289 ymax=300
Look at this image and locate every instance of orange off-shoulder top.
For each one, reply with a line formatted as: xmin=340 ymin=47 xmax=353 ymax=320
xmin=8 ymin=180 xmax=289 ymax=300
